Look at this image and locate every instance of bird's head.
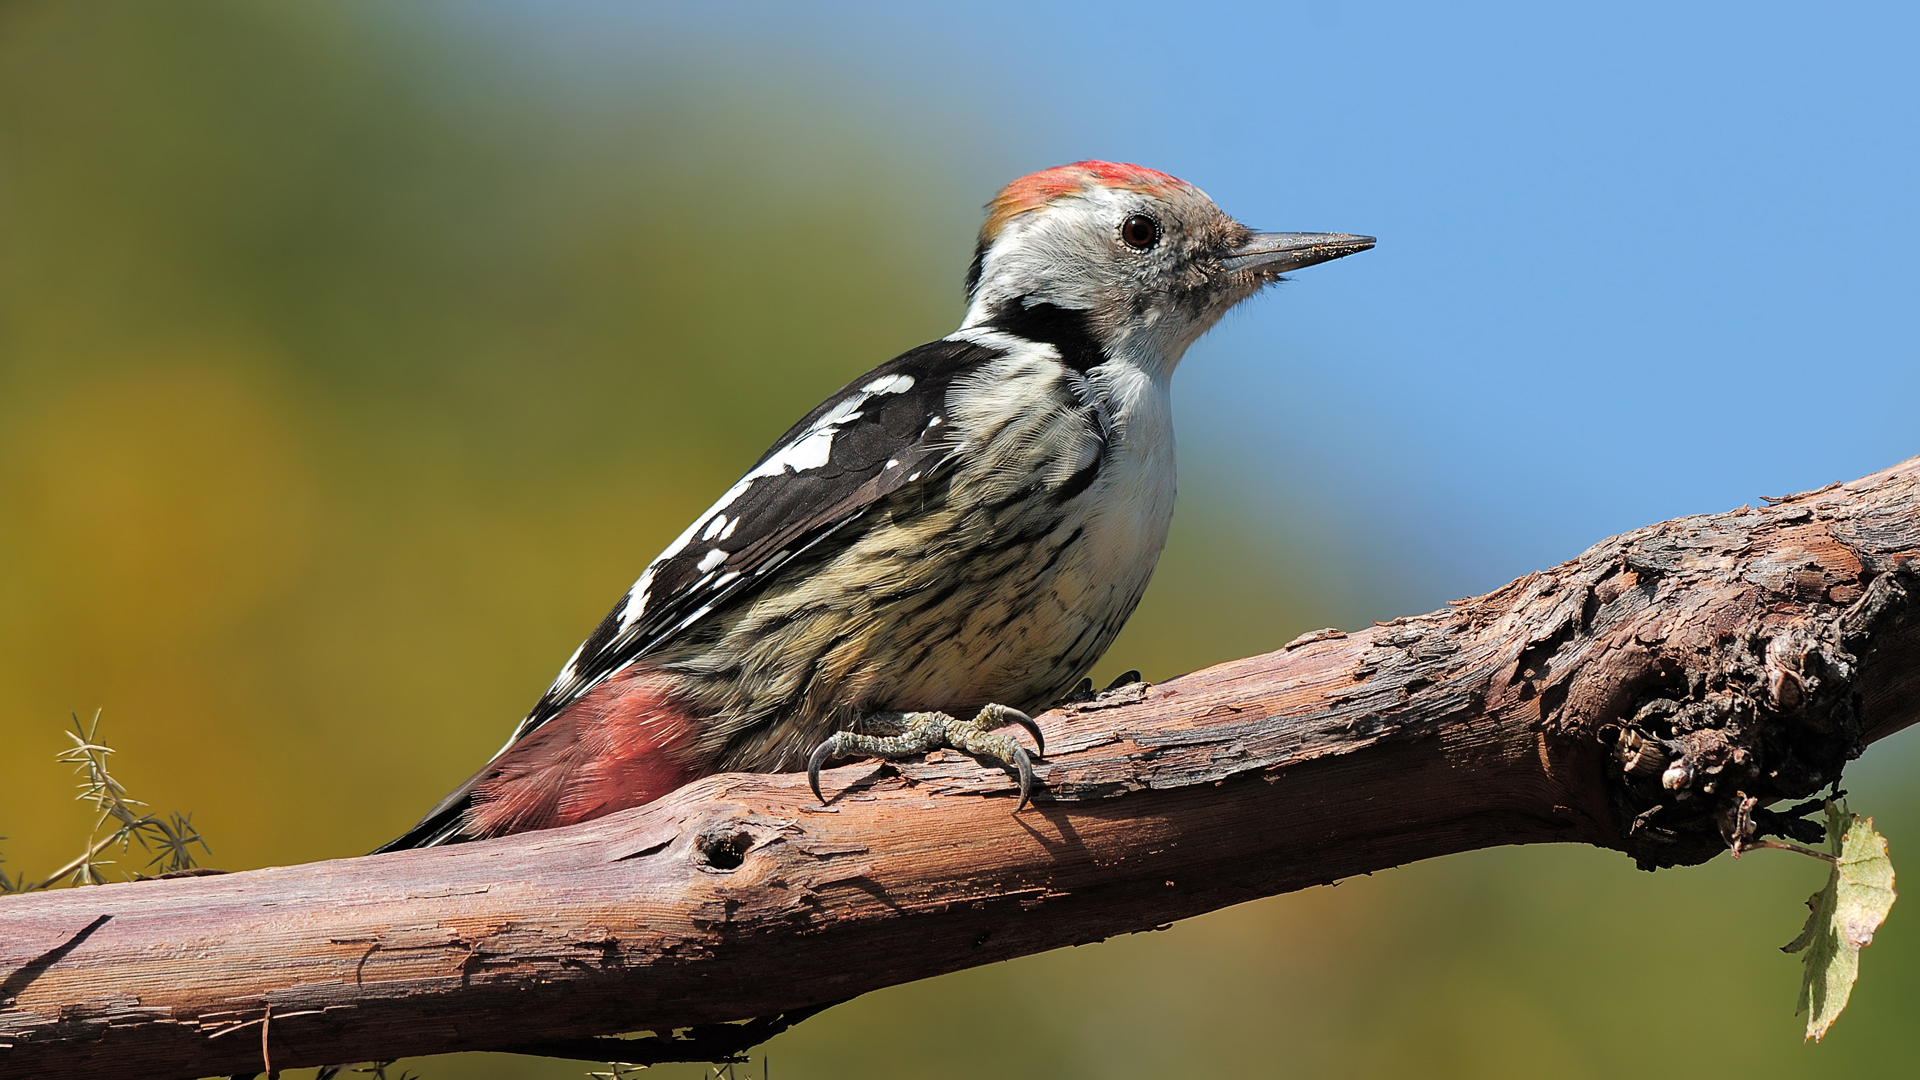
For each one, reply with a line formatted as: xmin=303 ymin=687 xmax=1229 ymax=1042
xmin=960 ymin=161 xmax=1373 ymax=375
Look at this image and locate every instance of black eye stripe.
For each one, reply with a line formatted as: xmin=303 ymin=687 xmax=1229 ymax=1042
xmin=1121 ymin=213 xmax=1160 ymax=250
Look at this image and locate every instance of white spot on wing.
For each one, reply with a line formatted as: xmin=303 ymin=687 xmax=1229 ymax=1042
xmin=523 ymin=371 xmax=902 ymax=740
xmin=761 ymin=399 xmax=859 ymax=474
xmin=618 ymin=567 xmax=656 ymax=627
xmin=862 ymin=373 xmax=915 ymax=394
xmin=946 ymin=326 xmax=1032 ymax=353
xmin=624 ymin=387 xmax=877 ymax=606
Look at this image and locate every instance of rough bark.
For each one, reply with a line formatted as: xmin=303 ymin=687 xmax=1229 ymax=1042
xmin=2 ymin=457 xmax=1917 ymax=1080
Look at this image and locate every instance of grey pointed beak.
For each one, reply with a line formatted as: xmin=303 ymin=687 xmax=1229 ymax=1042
xmin=1221 ymin=232 xmax=1376 ymax=274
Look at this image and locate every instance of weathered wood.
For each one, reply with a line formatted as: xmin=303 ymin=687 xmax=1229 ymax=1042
xmin=2 ymin=457 xmax=1916 ymax=1079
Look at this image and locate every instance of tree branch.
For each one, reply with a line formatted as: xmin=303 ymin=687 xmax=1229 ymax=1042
xmin=3 ymin=457 xmax=1917 ymax=1080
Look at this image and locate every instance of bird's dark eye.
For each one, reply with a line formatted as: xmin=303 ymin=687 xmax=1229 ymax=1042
xmin=1120 ymin=213 xmax=1160 ymax=250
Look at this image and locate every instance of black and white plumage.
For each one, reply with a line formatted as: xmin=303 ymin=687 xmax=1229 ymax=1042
xmin=377 ymin=161 xmax=1372 ymax=852
xmin=511 ymin=337 xmax=1003 ymax=750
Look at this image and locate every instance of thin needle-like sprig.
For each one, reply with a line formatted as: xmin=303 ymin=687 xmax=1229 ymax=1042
xmin=0 ymin=711 xmax=211 ymax=894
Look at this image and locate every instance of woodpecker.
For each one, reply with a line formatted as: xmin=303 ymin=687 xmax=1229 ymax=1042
xmin=376 ymin=161 xmax=1371 ymax=851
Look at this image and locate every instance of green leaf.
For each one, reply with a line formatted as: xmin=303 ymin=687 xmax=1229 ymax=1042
xmin=1782 ymin=802 xmax=1897 ymax=1041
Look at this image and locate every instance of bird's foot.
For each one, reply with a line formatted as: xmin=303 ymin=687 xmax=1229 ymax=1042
xmin=808 ymin=703 xmax=1044 ymax=810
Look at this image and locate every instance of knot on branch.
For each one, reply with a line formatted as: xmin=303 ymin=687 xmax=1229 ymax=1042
xmin=1586 ymin=547 xmax=1914 ymax=869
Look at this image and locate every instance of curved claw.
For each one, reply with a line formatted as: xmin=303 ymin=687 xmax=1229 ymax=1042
xmin=807 ymin=738 xmax=837 ymax=804
xmin=1012 ymin=744 xmax=1034 ymax=812
xmin=1009 ymin=711 xmax=1045 ymax=758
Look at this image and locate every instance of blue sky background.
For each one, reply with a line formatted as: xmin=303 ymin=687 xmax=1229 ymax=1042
xmin=460 ymin=0 xmax=1919 ymax=611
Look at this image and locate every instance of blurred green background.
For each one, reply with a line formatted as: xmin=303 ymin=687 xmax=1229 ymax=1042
xmin=3 ymin=3 xmax=1917 ymax=1078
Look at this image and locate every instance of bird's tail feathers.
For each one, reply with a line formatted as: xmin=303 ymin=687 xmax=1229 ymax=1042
xmin=370 ymin=669 xmax=697 ymax=854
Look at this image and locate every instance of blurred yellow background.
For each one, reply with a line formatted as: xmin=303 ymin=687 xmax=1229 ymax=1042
xmin=3 ymin=4 xmax=1917 ymax=1078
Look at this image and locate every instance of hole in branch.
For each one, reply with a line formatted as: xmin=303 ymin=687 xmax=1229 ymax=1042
xmin=697 ymin=831 xmax=753 ymax=871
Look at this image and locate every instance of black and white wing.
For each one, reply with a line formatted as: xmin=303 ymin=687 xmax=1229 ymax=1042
xmin=500 ymin=336 xmax=1005 ymax=749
